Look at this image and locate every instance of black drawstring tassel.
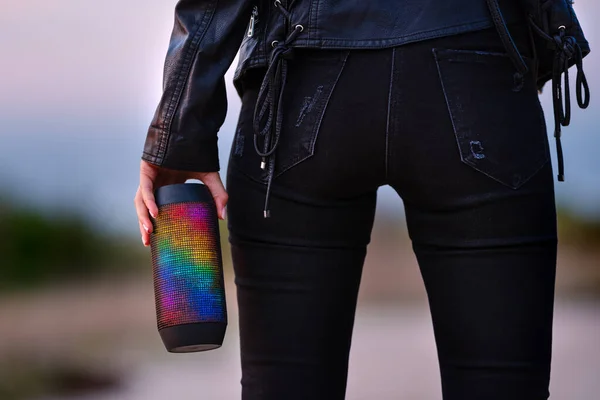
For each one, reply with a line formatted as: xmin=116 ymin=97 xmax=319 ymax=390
xmin=251 ymin=1 xmax=303 ymax=218
xmin=555 ymin=136 xmax=565 ymax=182
xmin=486 ymin=0 xmax=590 ymax=184
xmin=263 ymin=156 xmax=275 ymax=218
xmin=548 ymin=26 xmax=589 ymax=181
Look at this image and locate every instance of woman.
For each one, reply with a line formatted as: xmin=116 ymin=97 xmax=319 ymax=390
xmin=134 ymin=1 xmax=590 ymax=398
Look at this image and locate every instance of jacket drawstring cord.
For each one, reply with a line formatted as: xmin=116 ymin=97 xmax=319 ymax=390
xmin=487 ymin=0 xmax=590 ymax=182
xmin=529 ymin=20 xmax=590 ymax=181
xmin=486 ymin=0 xmax=590 ymax=182
xmin=252 ymin=0 xmax=303 ymax=218
xmin=485 ymin=0 xmax=529 ymax=86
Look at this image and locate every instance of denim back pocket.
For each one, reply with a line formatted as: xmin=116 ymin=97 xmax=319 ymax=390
xmin=230 ymin=49 xmax=350 ymax=185
xmin=432 ymin=48 xmax=549 ymax=189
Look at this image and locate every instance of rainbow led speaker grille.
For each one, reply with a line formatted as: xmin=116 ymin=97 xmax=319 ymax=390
xmin=149 ymin=183 xmax=227 ymax=353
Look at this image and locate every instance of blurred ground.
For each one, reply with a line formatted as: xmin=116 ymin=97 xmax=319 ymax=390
xmin=0 ymin=220 xmax=598 ymax=400
xmin=37 ymin=299 xmax=600 ymax=400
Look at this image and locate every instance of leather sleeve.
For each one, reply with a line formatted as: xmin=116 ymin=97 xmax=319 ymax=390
xmin=142 ymin=0 xmax=254 ymax=172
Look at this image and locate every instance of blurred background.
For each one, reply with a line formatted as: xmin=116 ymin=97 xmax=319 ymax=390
xmin=0 ymin=0 xmax=598 ymax=399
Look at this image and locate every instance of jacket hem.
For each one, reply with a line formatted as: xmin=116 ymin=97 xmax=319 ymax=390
xmin=289 ymin=20 xmax=500 ymax=48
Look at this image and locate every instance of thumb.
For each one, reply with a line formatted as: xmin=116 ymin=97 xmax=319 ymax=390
xmin=198 ymin=172 xmax=228 ymax=220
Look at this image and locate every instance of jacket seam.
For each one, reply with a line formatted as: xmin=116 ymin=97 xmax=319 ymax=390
xmin=294 ymin=19 xmax=497 ymax=48
xmin=312 ymin=0 xmax=319 ymax=41
xmin=234 ymin=56 xmax=269 ymax=75
xmin=158 ymin=0 xmax=217 ymax=164
xmin=306 ymin=0 xmax=313 ymax=41
xmin=265 ymin=0 xmax=272 ymax=57
xmin=233 ymin=21 xmax=497 ymax=81
xmin=385 ymin=46 xmax=395 ymax=181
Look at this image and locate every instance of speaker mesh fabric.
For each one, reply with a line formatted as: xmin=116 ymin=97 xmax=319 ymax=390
xmin=150 ymin=201 xmax=226 ymax=330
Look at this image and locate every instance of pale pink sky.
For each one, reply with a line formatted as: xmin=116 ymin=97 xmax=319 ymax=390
xmin=1 ymin=0 xmax=597 ymax=116
xmin=0 ymin=0 xmax=598 ymax=226
xmin=1 ymin=0 xmax=189 ymax=116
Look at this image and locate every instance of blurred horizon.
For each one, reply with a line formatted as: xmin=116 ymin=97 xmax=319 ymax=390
xmin=1 ymin=0 xmax=600 ymax=236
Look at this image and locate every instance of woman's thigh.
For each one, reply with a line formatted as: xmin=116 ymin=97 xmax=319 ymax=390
xmin=227 ymin=168 xmax=376 ymax=399
xmin=387 ymin=24 xmax=558 ymax=400
xmin=225 ymin=47 xmax=393 ymax=399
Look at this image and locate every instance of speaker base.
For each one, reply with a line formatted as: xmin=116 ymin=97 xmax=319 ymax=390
xmin=159 ymin=322 xmax=227 ymax=353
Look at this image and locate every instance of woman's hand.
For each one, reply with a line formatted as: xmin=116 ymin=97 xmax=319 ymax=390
xmin=134 ymin=160 xmax=228 ymax=246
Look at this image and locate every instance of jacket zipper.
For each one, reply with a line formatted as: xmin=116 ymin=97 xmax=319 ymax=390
xmin=247 ymin=5 xmax=259 ymax=37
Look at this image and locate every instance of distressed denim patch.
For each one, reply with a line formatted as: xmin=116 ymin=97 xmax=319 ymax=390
xmin=433 ymin=48 xmax=549 ymax=189
xmin=273 ymin=49 xmax=350 ymax=178
xmin=233 ymin=128 xmax=245 ymax=158
xmin=230 ymin=49 xmax=351 ymax=185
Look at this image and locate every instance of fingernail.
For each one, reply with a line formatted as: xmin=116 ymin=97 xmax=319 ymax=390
xmin=221 ymin=207 xmax=227 ymax=220
xmin=142 ymin=237 xmax=146 ymax=246
xmin=150 ymin=211 xmax=156 ymax=219
xmin=143 ymin=224 xmax=149 ymax=233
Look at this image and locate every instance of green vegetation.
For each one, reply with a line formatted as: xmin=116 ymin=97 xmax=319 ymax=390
xmin=0 ymin=194 xmax=597 ymax=292
xmin=557 ymin=208 xmax=600 ymax=248
xmin=0 ymin=197 xmax=147 ymax=291
xmin=0 ymin=355 xmax=121 ymax=400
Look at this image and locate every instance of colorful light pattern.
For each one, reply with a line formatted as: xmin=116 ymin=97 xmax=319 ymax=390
xmin=150 ymin=201 xmax=226 ymax=330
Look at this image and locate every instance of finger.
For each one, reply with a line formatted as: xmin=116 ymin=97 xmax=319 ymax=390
xmin=139 ymin=220 xmax=150 ymax=247
xmin=134 ymin=187 xmax=154 ymax=236
xmin=139 ymin=174 xmax=159 ymax=219
xmin=201 ymin=172 xmax=229 ymax=220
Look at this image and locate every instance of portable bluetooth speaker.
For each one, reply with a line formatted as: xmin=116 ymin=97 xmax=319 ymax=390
xmin=149 ymin=182 xmax=227 ymax=353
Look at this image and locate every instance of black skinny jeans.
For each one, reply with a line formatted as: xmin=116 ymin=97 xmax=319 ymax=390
xmin=226 ymin=23 xmax=558 ymax=400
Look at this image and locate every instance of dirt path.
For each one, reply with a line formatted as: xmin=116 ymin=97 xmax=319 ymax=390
xmin=35 ymin=299 xmax=599 ymax=400
xmin=0 ymin=230 xmax=598 ymax=399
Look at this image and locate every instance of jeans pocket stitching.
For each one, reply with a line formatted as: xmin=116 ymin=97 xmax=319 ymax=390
xmin=432 ymin=47 xmax=550 ymax=189
xmin=273 ymin=50 xmax=351 ymax=178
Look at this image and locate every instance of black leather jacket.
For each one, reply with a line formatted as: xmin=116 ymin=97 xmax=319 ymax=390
xmin=141 ymin=0 xmax=589 ymax=180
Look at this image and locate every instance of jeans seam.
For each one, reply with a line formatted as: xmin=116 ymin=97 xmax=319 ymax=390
xmin=432 ymin=48 xmax=464 ymax=165
xmin=385 ymin=47 xmax=396 ymax=181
